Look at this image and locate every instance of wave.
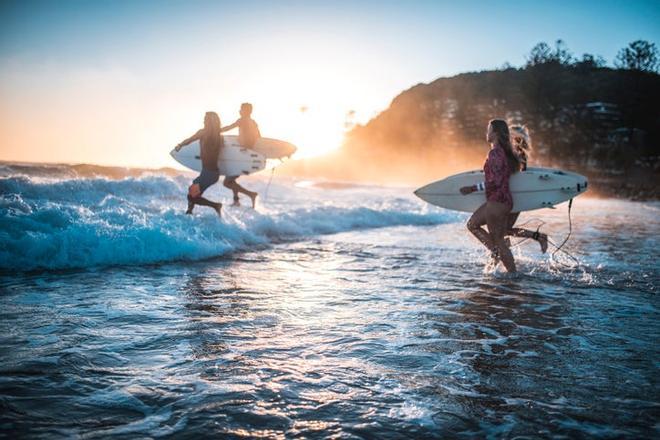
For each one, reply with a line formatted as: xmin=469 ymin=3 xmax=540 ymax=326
xmin=0 ymin=173 xmax=458 ymax=271
xmin=0 ymin=161 xmax=183 ymax=180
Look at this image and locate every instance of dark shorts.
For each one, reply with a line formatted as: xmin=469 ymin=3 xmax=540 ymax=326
xmin=193 ymin=168 xmax=220 ymax=194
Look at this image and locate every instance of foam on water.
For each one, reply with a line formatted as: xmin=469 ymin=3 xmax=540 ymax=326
xmin=0 ymin=169 xmax=458 ymax=271
xmin=1 ymin=163 xmax=658 ymax=438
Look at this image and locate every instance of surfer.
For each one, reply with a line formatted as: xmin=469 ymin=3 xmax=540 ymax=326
xmin=504 ymin=125 xmax=548 ymax=252
xmin=174 ymin=112 xmax=223 ymax=217
xmin=460 ymin=120 xmax=520 ymax=272
xmin=220 ymin=103 xmax=259 ymax=208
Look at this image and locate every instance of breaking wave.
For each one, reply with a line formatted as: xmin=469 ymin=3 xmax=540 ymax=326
xmin=0 ymin=165 xmax=459 ymax=271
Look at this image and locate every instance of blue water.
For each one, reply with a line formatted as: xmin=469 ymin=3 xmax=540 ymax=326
xmin=1 ymin=163 xmax=658 ymax=438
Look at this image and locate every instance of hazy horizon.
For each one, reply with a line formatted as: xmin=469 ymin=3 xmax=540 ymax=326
xmin=1 ymin=0 xmax=659 ymax=169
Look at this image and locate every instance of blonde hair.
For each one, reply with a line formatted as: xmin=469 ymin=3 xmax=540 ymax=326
xmin=510 ymin=124 xmax=532 ymax=170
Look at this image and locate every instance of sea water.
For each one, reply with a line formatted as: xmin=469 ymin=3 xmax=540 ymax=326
xmin=0 ymin=163 xmax=658 ymax=438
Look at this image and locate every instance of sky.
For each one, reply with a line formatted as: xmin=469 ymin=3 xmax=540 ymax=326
xmin=1 ymin=0 xmax=659 ymax=168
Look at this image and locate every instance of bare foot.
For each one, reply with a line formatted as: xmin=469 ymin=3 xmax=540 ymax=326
xmin=231 ymin=200 xmax=240 ymax=207
xmin=214 ymin=203 xmax=222 ymax=218
xmin=249 ymin=192 xmax=258 ymax=209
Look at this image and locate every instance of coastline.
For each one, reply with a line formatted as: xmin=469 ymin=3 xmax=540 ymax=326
xmin=587 ymin=165 xmax=660 ymax=200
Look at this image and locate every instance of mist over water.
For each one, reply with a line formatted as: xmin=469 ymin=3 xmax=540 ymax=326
xmin=1 ymin=164 xmax=658 ymax=438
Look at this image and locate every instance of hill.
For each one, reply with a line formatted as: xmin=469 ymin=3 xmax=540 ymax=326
xmin=283 ymin=57 xmax=660 ymax=198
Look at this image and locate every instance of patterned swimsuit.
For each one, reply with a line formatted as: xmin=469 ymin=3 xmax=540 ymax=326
xmin=484 ymin=145 xmax=513 ymax=210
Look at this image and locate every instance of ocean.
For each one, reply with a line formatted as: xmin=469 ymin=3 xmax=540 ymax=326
xmin=1 ymin=163 xmax=658 ymax=438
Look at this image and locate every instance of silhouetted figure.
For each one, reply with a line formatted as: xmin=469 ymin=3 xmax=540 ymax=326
xmin=221 ymin=103 xmax=259 ymax=208
xmin=175 ymin=112 xmax=223 ymax=217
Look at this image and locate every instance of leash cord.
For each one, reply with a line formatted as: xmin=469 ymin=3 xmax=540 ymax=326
xmin=508 ymin=200 xmax=580 ymax=268
xmin=550 ymin=199 xmax=580 ymax=267
xmin=263 ymin=162 xmax=278 ymax=202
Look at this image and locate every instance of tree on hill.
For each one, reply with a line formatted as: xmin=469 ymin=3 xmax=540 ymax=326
xmin=339 ymin=39 xmax=660 ymax=183
xmin=574 ymin=53 xmax=606 ymax=70
xmin=615 ymin=40 xmax=659 ymax=72
xmin=526 ymin=40 xmax=574 ymax=67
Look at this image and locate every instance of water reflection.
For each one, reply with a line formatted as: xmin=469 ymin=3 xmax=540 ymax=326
xmin=0 ymin=198 xmax=658 ymax=438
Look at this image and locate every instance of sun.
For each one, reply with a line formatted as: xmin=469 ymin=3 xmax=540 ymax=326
xmin=289 ymin=107 xmax=346 ymax=159
xmin=255 ymin=104 xmax=347 ymax=160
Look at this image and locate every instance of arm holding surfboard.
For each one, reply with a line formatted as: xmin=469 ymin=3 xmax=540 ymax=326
xmin=175 ymin=130 xmax=203 ymax=152
xmin=460 ymin=182 xmax=485 ymax=194
xmin=220 ymin=120 xmax=240 ymax=133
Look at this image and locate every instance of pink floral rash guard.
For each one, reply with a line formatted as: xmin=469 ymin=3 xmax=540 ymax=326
xmin=483 ymin=145 xmax=513 ymax=210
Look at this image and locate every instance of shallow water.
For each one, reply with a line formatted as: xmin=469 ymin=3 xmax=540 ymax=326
xmin=1 ymin=164 xmax=658 ymax=438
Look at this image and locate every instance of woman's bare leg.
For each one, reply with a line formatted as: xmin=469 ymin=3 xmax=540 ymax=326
xmin=186 ymin=184 xmax=200 ymax=214
xmin=505 ymin=212 xmax=548 ymax=253
xmin=509 ymin=228 xmax=548 ymax=253
xmin=187 ymin=185 xmax=222 ymax=217
xmin=467 ymin=203 xmax=497 ymax=253
xmin=506 ymin=212 xmax=520 ymax=230
xmin=487 ymin=202 xmax=517 ymax=272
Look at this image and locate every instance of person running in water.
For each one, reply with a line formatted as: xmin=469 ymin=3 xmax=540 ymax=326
xmin=460 ymin=119 xmax=520 ymax=272
xmin=461 ymin=124 xmax=548 ymax=264
xmin=504 ymin=125 xmax=548 ymax=252
xmin=220 ymin=103 xmax=259 ymax=208
xmin=175 ymin=112 xmax=223 ymax=217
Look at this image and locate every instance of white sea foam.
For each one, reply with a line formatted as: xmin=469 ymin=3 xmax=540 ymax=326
xmin=0 ymin=172 xmax=456 ymax=271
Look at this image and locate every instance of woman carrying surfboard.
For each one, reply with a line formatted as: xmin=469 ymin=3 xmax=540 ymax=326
xmin=504 ymin=125 xmax=548 ymax=252
xmin=460 ymin=119 xmax=519 ymax=272
xmin=174 ymin=112 xmax=223 ymax=217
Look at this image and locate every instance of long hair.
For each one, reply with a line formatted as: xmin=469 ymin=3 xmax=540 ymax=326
xmin=489 ymin=119 xmax=520 ymax=173
xmin=202 ymin=111 xmax=224 ymax=149
xmin=510 ymin=124 xmax=532 ymax=170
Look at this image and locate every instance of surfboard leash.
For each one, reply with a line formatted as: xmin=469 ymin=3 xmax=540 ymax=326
xmin=263 ymin=161 xmax=278 ymax=202
xmin=508 ymin=201 xmax=580 ymax=268
xmin=549 ymin=198 xmax=581 ymax=267
xmin=508 ymin=218 xmax=546 ymax=249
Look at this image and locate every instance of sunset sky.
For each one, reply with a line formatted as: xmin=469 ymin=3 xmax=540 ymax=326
xmin=1 ymin=0 xmax=659 ymax=168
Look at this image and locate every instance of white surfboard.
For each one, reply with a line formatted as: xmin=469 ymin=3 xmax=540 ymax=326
xmin=224 ymin=135 xmax=297 ymax=159
xmin=414 ymin=167 xmax=588 ymax=212
xmin=170 ymin=141 xmax=266 ymax=176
